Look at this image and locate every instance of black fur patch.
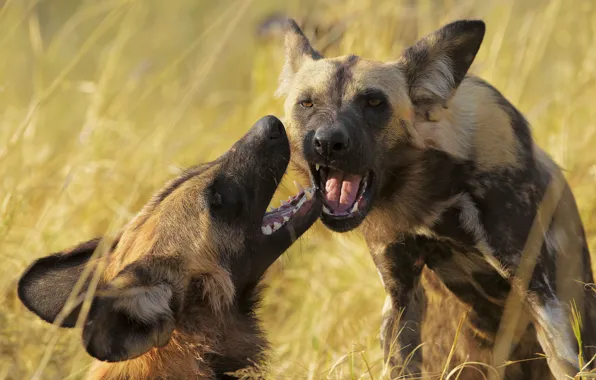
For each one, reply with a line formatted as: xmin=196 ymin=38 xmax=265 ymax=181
xmin=442 ymin=280 xmax=502 ymax=338
xmin=17 ymin=237 xmax=102 ymax=327
xmin=468 ymin=167 xmax=545 ymax=267
xmin=330 ymin=54 xmax=358 ymax=105
xmin=401 ymin=20 xmax=485 ymax=100
xmin=472 ymin=271 xmax=511 ymax=300
xmin=432 ymin=206 xmax=476 ymax=247
xmin=373 ymin=236 xmax=427 ymax=305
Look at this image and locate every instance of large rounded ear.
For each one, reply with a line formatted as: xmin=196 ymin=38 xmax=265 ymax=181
xmin=276 ymin=18 xmax=323 ymax=97
xmin=17 ymin=237 xmax=109 ymax=327
xmin=398 ymin=20 xmax=485 ymax=107
xmin=81 ymin=262 xmax=176 ymax=362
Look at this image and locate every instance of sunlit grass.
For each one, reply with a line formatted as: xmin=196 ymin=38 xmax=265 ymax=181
xmin=1 ymin=0 xmax=596 ymax=379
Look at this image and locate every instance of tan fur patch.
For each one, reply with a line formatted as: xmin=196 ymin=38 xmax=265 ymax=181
xmin=102 ymin=163 xmax=238 ymax=315
xmin=413 ymin=78 xmax=522 ymax=169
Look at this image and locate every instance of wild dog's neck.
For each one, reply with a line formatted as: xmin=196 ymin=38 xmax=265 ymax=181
xmin=177 ymin=288 xmax=268 ymax=378
xmin=86 ymin=331 xmax=213 ymax=380
xmin=192 ymin=303 xmax=269 ymax=378
xmin=361 ymin=147 xmax=471 ymax=246
xmin=86 ymin=304 xmax=267 ymax=379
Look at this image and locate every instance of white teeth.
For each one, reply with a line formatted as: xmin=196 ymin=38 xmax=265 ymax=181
xmin=290 ymin=195 xmax=307 ymax=216
xmin=283 ymin=216 xmax=290 ymax=222
xmin=273 ymin=222 xmax=282 ymax=231
xmin=294 ymin=180 xmax=304 ymax=193
xmin=304 ymin=188 xmax=313 ymax=200
xmin=323 ymin=206 xmax=332 ymax=214
xmin=315 ymin=164 xmax=320 ymax=172
xmin=261 ymin=225 xmax=273 ymax=235
xmin=351 ymin=202 xmax=359 ymax=213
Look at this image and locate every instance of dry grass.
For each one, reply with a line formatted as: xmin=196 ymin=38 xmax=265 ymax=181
xmin=1 ymin=0 xmax=596 ymax=379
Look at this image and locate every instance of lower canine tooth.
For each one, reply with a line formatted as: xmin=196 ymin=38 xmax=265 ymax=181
xmin=351 ymin=202 xmax=358 ymax=213
xmin=315 ymin=164 xmax=320 ymax=172
xmin=262 ymin=225 xmax=272 ymax=235
xmin=323 ymin=206 xmax=331 ymax=214
xmin=304 ymin=189 xmax=313 ymax=200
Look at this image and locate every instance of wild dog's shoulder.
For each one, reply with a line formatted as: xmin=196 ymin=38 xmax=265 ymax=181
xmin=460 ymin=75 xmax=534 ymax=155
xmin=419 ymin=74 xmax=535 ymax=173
xmin=447 ymin=76 xmax=570 ymax=196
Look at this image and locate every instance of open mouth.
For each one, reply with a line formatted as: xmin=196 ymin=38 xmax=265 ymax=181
xmin=261 ymin=184 xmax=316 ymax=235
xmin=309 ymin=164 xmax=374 ymax=219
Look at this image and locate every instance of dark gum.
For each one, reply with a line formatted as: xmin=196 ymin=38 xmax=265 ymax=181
xmin=261 ymin=189 xmax=316 ymax=227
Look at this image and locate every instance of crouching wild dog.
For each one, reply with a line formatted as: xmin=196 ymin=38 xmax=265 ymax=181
xmin=17 ymin=116 xmax=323 ymax=379
xmin=275 ymin=19 xmax=596 ymax=379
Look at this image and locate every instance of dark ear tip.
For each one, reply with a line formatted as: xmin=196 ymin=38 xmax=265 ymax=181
xmin=468 ymin=20 xmax=486 ymax=36
xmin=450 ymin=19 xmax=486 ymax=37
xmin=284 ymin=18 xmax=304 ymax=35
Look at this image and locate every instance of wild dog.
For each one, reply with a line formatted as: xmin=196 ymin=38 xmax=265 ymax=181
xmin=275 ymin=19 xmax=596 ymax=379
xmin=17 ymin=116 xmax=323 ymax=380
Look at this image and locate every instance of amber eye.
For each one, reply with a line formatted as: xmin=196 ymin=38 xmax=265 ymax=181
xmin=367 ymin=98 xmax=383 ymax=107
xmin=300 ymin=100 xmax=314 ymax=108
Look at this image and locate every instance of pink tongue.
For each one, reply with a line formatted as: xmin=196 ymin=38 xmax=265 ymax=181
xmin=324 ymin=170 xmax=362 ymax=213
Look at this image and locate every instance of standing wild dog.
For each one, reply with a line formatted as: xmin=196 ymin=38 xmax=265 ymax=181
xmin=275 ymin=19 xmax=596 ymax=379
xmin=17 ymin=116 xmax=323 ymax=379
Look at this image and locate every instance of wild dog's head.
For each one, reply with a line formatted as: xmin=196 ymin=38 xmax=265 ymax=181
xmin=17 ymin=116 xmax=322 ymax=364
xmin=276 ymin=19 xmax=485 ymax=232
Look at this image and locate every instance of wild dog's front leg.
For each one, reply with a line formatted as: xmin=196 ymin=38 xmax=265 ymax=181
xmin=525 ymin=293 xmax=579 ymax=379
xmin=523 ymin=244 xmax=588 ymax=379
xmin=491 ymin=194 xmax=590 ymax=380
xmin=370 ymin=238 xmax=425 ymax=378
xmin=379 ymin=285 xmax=426 ymax=379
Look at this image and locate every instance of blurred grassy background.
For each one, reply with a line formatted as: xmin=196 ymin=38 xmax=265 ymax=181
xmin=1 ymin=0 xmax=596 ymax=378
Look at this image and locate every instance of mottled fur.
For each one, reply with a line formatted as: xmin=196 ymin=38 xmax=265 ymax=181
xmin=276 ymin=19 xmax=596 ymax=379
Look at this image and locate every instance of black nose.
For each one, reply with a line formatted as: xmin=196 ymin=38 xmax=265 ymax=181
xmin=313 ymin=127 xmax=350 ymax=158
xmin=257 ymin=115 xmax=283 ymax=140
